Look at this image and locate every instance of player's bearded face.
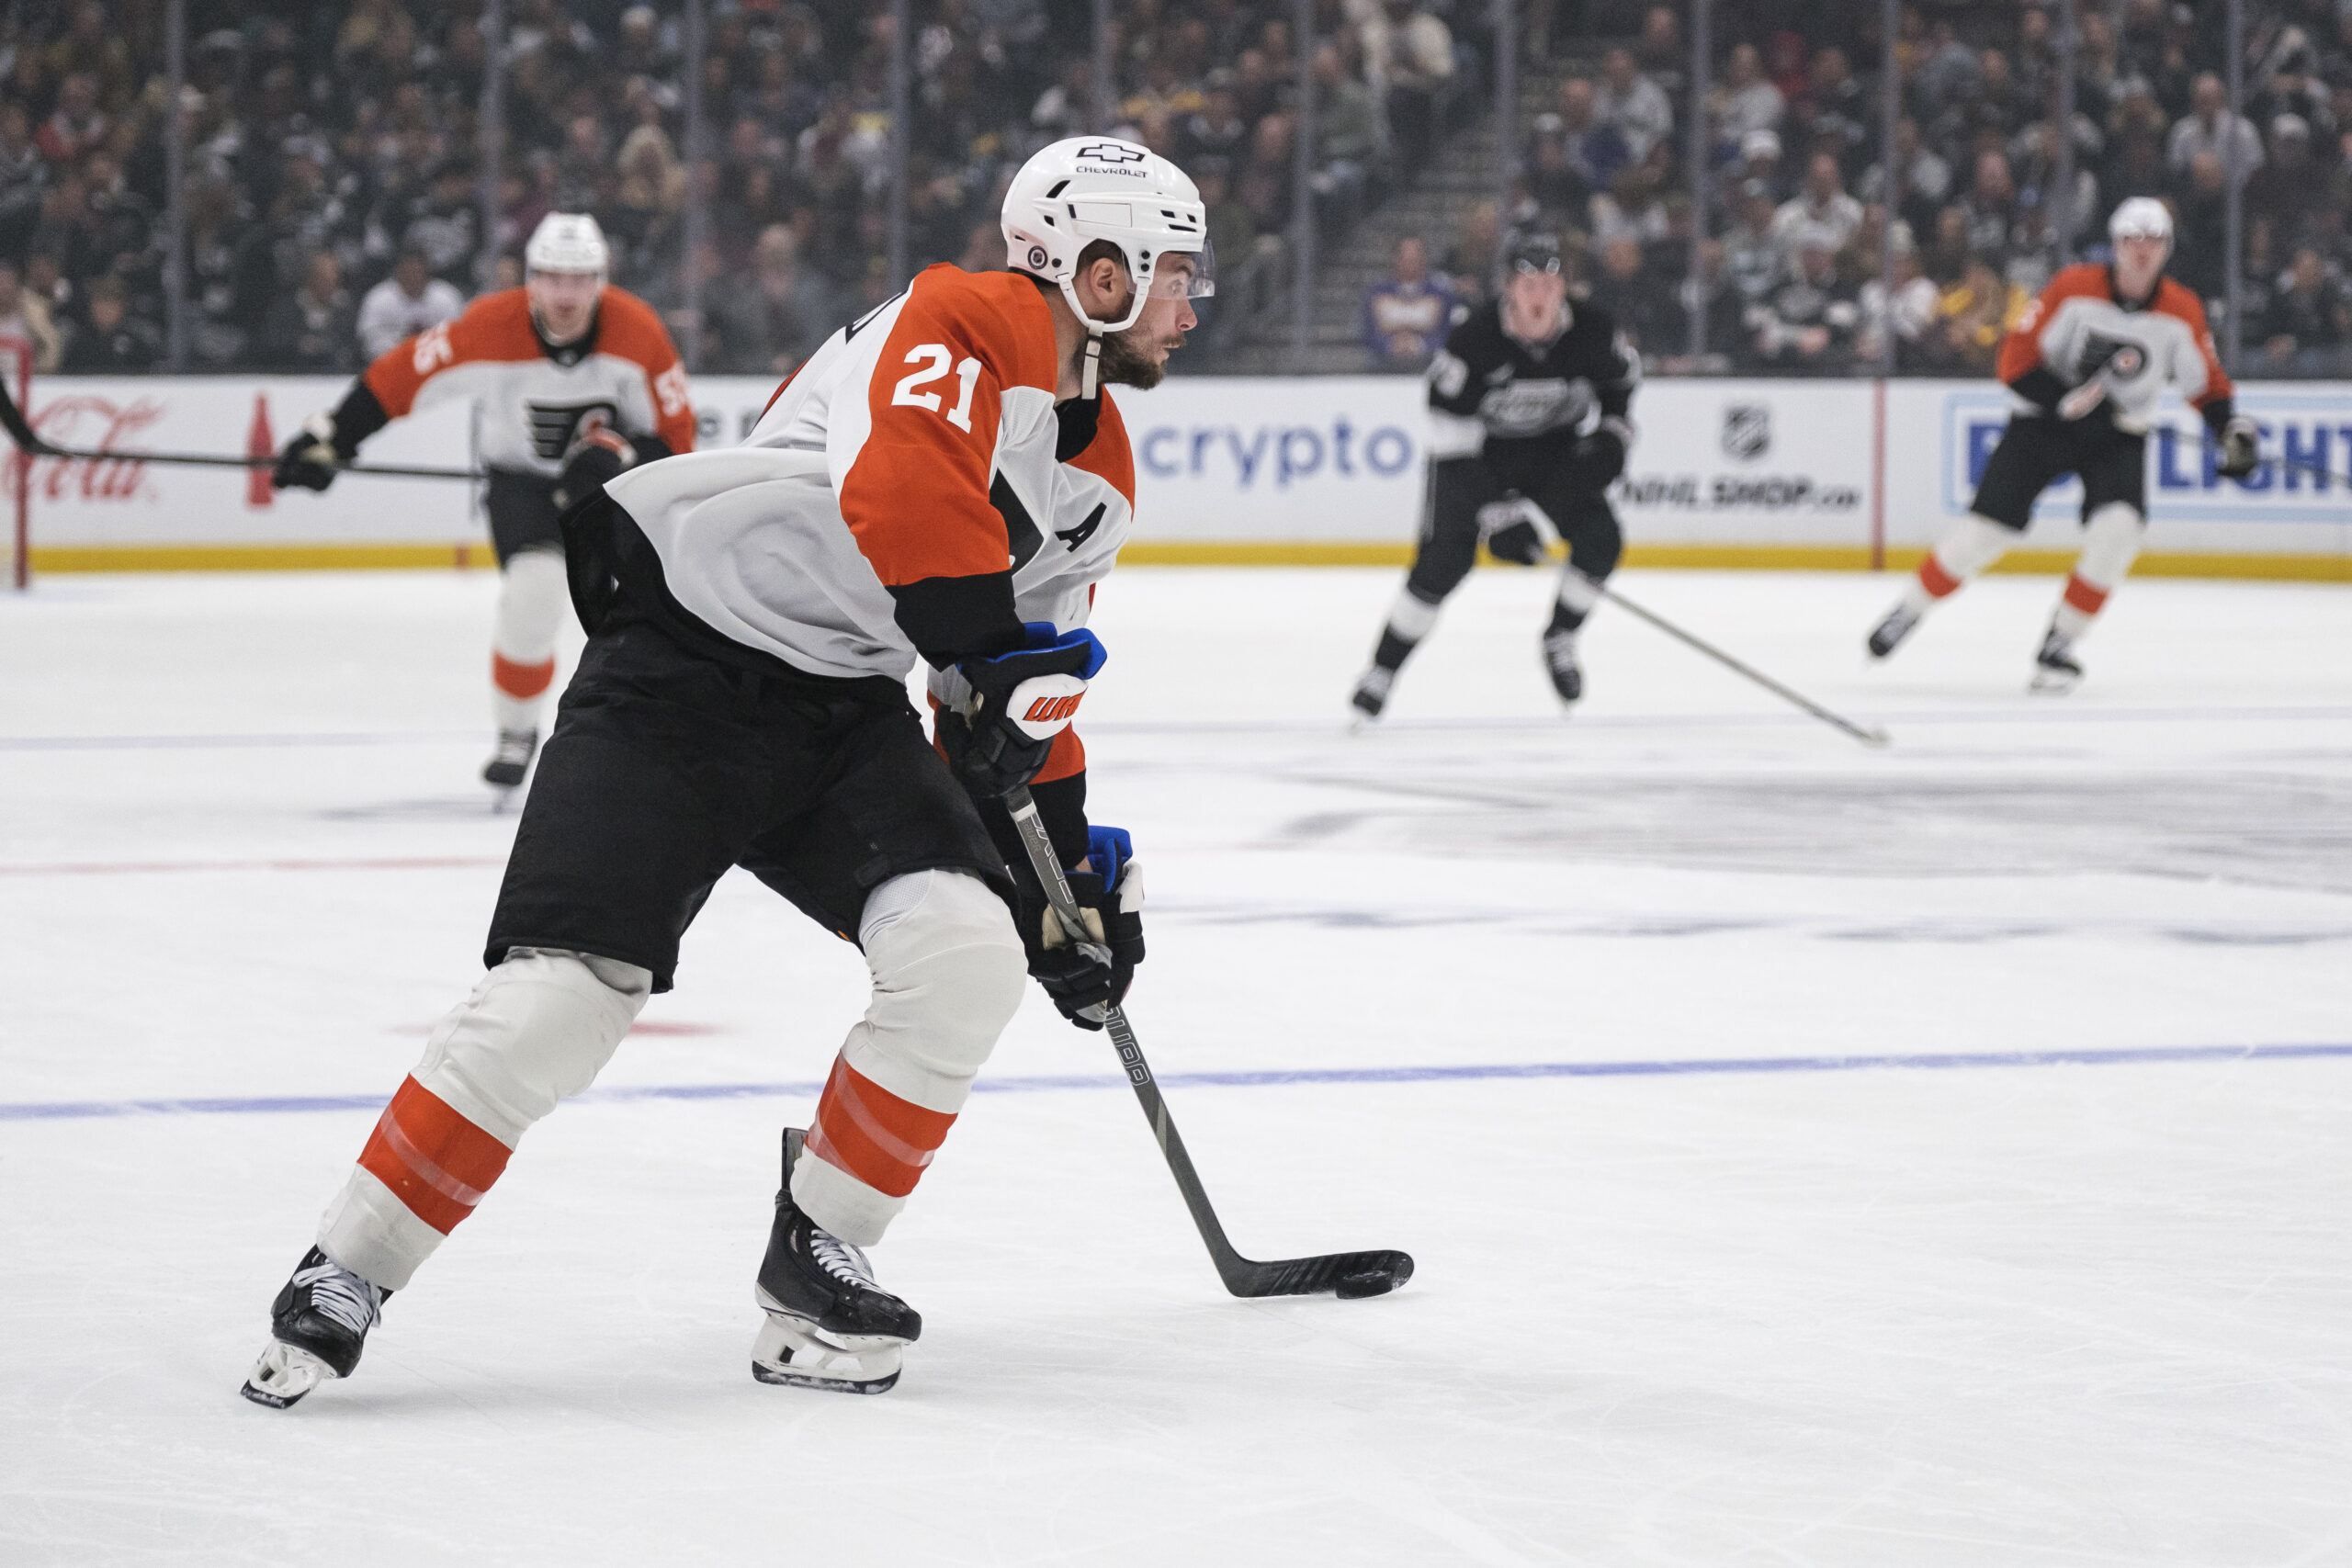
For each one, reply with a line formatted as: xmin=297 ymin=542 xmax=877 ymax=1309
xmin=527 ymin=269 xmax=602 ymax=344
xmin=1099 ymin=261 xmax=1199 ymax=390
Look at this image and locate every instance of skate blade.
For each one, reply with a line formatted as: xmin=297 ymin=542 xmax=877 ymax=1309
xmin=2028 ymin=669 xmax=2082 ymax=695
xmin=751 ymin=1290 xmax=907 ymax=1394
xmin=241 ymin=1340 xmax=337 ymax=1409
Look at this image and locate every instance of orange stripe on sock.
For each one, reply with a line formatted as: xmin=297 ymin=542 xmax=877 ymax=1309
xmin=2062 ymin=574 xmax=2109 ymax=615
xmin=804 ymin=1056 xmax=957 ymax=1200
xmin=492 ymin=652 xmax=556 ymax=699
xmin=1918 ymin=556 xmax=1962 ymax=598
xmin=355 ymin=1077 xmax=514 ymax=1235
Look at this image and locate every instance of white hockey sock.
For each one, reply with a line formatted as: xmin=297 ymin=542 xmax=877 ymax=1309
xmin=1905 ymin=513 xmax=2016 ymax=613
xmin=491 ymin=548 xmax=571 ymax=734
xmin=316 ymin=948 xmax=650 ymax=1290
xmin=1554 ymin=563 xmax=1602 ymax=624
xmin=1382 ymin=584 xmax=1442 ymax=648
xmin=2050 ymin=502 xmax=2143 ymax=642
xmin=794 ymin=871 xmax=1026 ymax=1246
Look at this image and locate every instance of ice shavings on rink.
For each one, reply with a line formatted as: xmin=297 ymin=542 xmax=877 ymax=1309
xmin=4 ymin=567 xmax=2351 ymax=1566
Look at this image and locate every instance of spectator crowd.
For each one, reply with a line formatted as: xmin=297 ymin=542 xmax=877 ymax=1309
xmin=6 ymin=1 xmax=2349 ymax=383
xmin=0 ymin=0 xmax=1475 ymax=377
xmin=1360 ymin=0 xmax=2352 ymax=379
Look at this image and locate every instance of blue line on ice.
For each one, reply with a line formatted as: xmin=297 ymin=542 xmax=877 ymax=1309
xmin=5 ymin=1042 xmax=2346 ymax=1122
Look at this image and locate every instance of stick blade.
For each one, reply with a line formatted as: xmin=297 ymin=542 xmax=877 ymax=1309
xmin=1225 ymin=1247 xmax=1414 ymax=1299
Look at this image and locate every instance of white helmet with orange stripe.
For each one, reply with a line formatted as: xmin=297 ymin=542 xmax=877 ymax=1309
xmin=1001 ymin=137 xmax=1215 ymax=393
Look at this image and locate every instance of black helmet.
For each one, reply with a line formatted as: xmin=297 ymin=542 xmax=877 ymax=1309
xmin=1501 ymin=231 xmax=1565 ymax=276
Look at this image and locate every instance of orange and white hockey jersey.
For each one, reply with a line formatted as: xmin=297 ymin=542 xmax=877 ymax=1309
xmin=1996 ymin=263 xmax=2233 ymax=434
xmin=603 ymin=265 xmax=1134 ymax=698
xmin=361 ymin=287 xmax=696 ymax=472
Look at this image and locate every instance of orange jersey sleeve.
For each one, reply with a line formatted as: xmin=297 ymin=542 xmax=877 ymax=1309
xmin=838 ymin=267 xmax=1060 ymax=588
xmin=2154 ymin=277 xmax=2233 ymax=409
xmin=593 ymin=288 xmax=697 ymax=451
xmin=1995 ymin=263 xmax=2109 ymax=384
xmin=362 ymin=288 xmax=538 ymax=418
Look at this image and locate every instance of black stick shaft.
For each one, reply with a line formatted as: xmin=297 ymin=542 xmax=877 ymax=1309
xmin=1003 ymin=787 xmax=1253 ymax=1289
xmin=0 ymin=376 xmax=478 ymax=481
xmin=1576 ymin=569 xmax=1890 ymax=747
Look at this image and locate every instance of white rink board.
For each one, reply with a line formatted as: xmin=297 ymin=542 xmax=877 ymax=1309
xmin=17 ymin=373 xmax=2352 ymax=560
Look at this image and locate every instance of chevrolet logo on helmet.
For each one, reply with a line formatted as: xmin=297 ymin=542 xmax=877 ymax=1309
xmin=1075 ymin=141 xmax=1148 ymax=164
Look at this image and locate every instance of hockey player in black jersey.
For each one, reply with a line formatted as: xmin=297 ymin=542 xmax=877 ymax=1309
xmin=1351 ymin=231 xmax=1639 ymax=719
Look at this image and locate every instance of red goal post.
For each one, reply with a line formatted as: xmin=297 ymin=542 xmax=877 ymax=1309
xmin=0 ymin=333 xmax=27 ymax=589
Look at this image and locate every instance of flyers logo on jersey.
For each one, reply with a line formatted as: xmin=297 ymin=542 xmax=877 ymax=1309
xmin=1023 ymin=693 xmax=1084 ymax=725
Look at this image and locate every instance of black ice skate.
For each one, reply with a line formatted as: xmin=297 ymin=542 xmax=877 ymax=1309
xmin=751 ymin=1128 xmax=922 ymax=1394
xmin=2030 ymin=627 xmax=2084 ymax=694
xmin=1541 ymin=628 xmax=1583 ymax=705
xmin=241 ymin=1246 xmax=390 ymax=1409
xmin=1866 ymin=602 xmax=1921 ymax=660
xmin=1349 ymin=665 xmax=1394 ymax=723
xmin=481 ymin=727 xmax=538 ymax=789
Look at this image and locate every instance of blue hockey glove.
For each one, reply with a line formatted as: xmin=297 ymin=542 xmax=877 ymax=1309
xmin=1018 ymin=824 xmax=1145 ymax=1029
xmin=939 ymin=623 xmax=1107 ymax=798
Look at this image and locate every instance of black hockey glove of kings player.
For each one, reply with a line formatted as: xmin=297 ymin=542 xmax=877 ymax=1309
xmin=1017 ymin=825 xmax=1145 ymax=1028
xmin=937 ymin=622 xmax=1108 ymax=798
xmin=272 ymin=412 xmax=348 ymax=491
xmin=1568 ymin=419 xmax=1632 ymax=490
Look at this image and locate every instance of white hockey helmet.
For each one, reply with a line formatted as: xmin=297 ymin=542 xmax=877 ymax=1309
xmin=1001 ymin=136 xmax=1215 ymax=358
xmin=2109 ymin=197 xmax=2174 ymax=248
xmin=526 ymin=211 xmax=610 ymax=277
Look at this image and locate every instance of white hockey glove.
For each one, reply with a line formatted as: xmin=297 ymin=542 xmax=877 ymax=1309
xmin=1477 ymin=493 xmax=1555 ymax=566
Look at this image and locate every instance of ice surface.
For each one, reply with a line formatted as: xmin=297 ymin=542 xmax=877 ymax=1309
xmin=3 ymin=566 xmax=2349 ymax=1565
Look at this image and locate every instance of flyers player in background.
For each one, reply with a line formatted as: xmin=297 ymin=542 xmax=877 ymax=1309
xmin=272 ymin=213 xmax=695 ymax=786
xmin=1866 ymin=198 xmax=2260 ymax=692
xmin=240 ymin=137 xmax=1211 ymax=1406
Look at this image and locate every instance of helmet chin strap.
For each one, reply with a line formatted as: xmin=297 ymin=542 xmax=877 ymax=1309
xmin=1057 ymin=269 xmax=1144 ymax=401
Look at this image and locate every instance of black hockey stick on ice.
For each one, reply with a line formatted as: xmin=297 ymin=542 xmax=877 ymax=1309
xmin=1572 ymin=568 xmax=1891 ymax=747
xmin=1004 ymin=785 xmax=1414 ymax=1300
xmin=0 ymin=376 xmax=479 ymax=481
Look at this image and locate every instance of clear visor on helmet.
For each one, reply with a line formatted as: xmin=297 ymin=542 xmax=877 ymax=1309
xmin=1146 ymin=239 xmax=1216 ymax=299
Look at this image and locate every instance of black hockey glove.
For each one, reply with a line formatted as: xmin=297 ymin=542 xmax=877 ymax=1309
xmin=272 ymin=413 xmax=345 ymax=492
xmin=552 ymin=425 xmax=641 ymax=512
xmin=1017 ymin=826 xmax=1145 ymax=1029
xmin=937 ymin=623 xmax=1107 ymax=799
xmin=1477 ymin=492 xmax=1553 ymax=566
xmin=1570 ymin=421 xmax=1630 ymax=489
xmin=2215 ymin=414 xmax=2261 ymax=480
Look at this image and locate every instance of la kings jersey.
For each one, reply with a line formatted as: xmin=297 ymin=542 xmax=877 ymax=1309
xmin=361 ymin=287 xmax=695 ymax=473
xmin=1426 ymin=299 xmax=1640 ymax=472
xmin=602 ymin=265 xmax=1134 ymax=699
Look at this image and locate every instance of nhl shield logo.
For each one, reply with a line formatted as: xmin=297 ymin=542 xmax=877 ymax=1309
xmin=1721 ymin=402 xmax=1770 ymax=461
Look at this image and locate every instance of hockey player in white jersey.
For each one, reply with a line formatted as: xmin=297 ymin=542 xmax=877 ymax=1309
xmin=242 ymin=139 xmax=1211 ymax=1407
xmin=273 ymin=214 xmax=695 ymax=785
xmin=1865 ymin=198 xmax=2259 ymax=691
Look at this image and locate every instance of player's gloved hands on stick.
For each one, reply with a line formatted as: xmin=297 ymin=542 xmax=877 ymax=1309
xmin=1018 ymin=826 xmax=1145 ymax=1029
xmin=2216 ymin=414 xmax=2261 ymax=480
xmin=553 ymin=425 xmax=640 ymax=512
xmin=271 ymin=412 xmax=344 ymax=492
xmin=939 ymin=623 xmax=1107 ymax=798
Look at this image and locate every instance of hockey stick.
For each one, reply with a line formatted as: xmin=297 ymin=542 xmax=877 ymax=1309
xmin=0 ymin=376 xmax=479 ymax=480
xmin=1003 ymin=785 xmax=1414 ymax=1300
xmin=1572 ymin=568 xmax=1891 ymax=747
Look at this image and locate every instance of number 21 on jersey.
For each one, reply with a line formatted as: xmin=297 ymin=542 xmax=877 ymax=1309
xmin=892 ymin=344 xmax=983 ymax=432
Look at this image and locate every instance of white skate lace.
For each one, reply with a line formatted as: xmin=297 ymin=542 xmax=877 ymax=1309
xmin=808 ymin=1229 xmax=879 ymax=1292
xmin=294 ymin=1261 xmax=381 ymax=1337
xmin=1542 ymin=630 xmax=1579 ymax=670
